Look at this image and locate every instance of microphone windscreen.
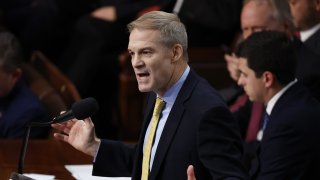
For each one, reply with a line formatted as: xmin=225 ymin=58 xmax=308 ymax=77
xmin=71 ymin=97 xmax=99 ymax=119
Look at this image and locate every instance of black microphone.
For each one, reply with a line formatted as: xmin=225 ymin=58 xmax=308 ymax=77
xmin=52 ymin=97 xmax=99 ymax=123
xmin=17 ymin=97 xmax=99 ymax=175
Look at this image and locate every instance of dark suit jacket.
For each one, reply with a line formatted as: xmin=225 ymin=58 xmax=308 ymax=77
xmin=234 ymin=37 xmax=320 ymax=138
xmin=93 ymin=69 xmax=248 ymax=179
xmin=294 ymin=38 xmax=320 ymax=101
xmin=230 ymin=37 xmax=320 ymax=171
xmin=0 ymin=79 xmax=49 ymax=138
xmin=304 ymin=27 xmax=320 ymax=57
xmin=252 ymin=82 xmax=320 ymax=179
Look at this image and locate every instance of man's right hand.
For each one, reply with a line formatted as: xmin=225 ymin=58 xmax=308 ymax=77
xmin=51 ymin=117 xmax=101 ymax=157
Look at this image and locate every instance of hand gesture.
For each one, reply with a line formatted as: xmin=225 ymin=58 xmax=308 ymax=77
xmin=51 ymin=117 xmax=100 ymax=157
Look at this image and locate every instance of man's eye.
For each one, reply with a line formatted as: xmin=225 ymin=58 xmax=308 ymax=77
xmin=142 ymin=51 xmax=152 ymax=56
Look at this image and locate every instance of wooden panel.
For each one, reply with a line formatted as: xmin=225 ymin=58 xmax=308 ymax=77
xmin=21 ymin=63 xmax=67 ymax=120
xmin=31 ymin=51 xmax=81 ymax=108
xmin=0 ymin=139 xmax=92 ymax=179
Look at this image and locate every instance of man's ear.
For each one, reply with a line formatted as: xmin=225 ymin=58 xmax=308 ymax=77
xmin=263 ymin=71 xmax=274 ymax=88
xmin=171 ymin=44 xmax=183 ymax=63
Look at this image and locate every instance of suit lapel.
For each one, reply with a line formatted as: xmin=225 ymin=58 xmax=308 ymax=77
xmin=149 ymin=70 xmax=198 ymax=180
xmin=304 ymin=28 xmax=320 ymax=56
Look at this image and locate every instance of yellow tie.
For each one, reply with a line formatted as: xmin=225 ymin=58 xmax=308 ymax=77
xmin=141 ymin=97 xmax=166 ymax=180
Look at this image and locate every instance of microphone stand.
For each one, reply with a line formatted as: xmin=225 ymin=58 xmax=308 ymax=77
xmin=16 ymin=97 xmax=98 ymax=175
xmin=17 ymin=120 xmax=54 ymax=174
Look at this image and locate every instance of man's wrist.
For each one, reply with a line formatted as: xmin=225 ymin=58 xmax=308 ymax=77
xmin=86 ymin=138 xmax=101 ymax=157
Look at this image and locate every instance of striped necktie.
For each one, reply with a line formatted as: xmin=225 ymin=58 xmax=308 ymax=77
xmin=141 ymin=97 xmax=166 ymax=180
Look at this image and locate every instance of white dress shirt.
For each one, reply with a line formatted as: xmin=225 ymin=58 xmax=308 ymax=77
xmin=300 ymin=23 xmax=320 ymax=42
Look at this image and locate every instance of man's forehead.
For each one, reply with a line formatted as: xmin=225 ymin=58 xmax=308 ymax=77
xmin=130 ymin=28 xmax=160 ymax=38
xmin=128 ymin=32 xmax=163 ymax=50
xmin=128 ymin=39 xmax=158 ymax=50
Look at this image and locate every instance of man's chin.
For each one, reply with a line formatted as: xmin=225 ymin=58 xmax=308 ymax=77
xmin=138 ymin=86 xmax=151 ymax=93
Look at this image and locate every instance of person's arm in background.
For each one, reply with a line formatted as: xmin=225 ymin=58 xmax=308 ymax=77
xmin=223 ymin=32 xmax=243 ymax=83
xmin=225 ymin=53 xmax=241 ymax=82
xmin=92 ymin=0 xmax=163 ymax=22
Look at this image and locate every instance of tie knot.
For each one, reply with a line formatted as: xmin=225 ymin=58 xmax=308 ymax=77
xmin=294 ymin=31 xmax=301 ymax=40
xmin=153 ymin=98 xmax=166 ymax=116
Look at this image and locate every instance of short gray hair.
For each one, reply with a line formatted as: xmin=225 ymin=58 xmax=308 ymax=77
xmin=128 ymin=11 xmax=188 ymax=60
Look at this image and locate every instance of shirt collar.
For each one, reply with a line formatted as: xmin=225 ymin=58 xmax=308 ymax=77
xmin=266 ymin=79 xmax=297 ymax=115
xmin=158 ymin=66 xmax=190 ymax=106
xmin=300 ymin=23 xmax=320 ymax=42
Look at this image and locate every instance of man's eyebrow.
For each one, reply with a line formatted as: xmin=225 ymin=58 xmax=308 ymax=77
xmin=140 ymin=47 xmax=154 ymax=51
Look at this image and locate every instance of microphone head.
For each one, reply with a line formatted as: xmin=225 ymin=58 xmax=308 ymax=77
xmin=71 ymin=97 xmax=99 ymax=119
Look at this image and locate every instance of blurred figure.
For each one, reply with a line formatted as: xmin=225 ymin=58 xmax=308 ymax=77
xmin=0 ymin=0 xmax=94 ymax=61
xmin=289 ymin=0 xmax=320 ymax=56
xmin=1 ymin=0 xmax=61 ymax=60
xmin=0 ymin=30 xmax=49 ymax=138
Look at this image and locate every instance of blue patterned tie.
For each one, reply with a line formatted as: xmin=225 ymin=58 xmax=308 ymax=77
xmin=262 ymin=112 xmax=269 ymax=131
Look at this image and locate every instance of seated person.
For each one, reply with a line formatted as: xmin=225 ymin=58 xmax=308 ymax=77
xmin=0 ymin=30 xmax=49 ymax=138
xmin=221 ymin=0 xmax=294 ymax=168
xmin=188 ymin=31 xmax=320 ymax=179
xmin=236 ymin=31 xmax=320 ymax=179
